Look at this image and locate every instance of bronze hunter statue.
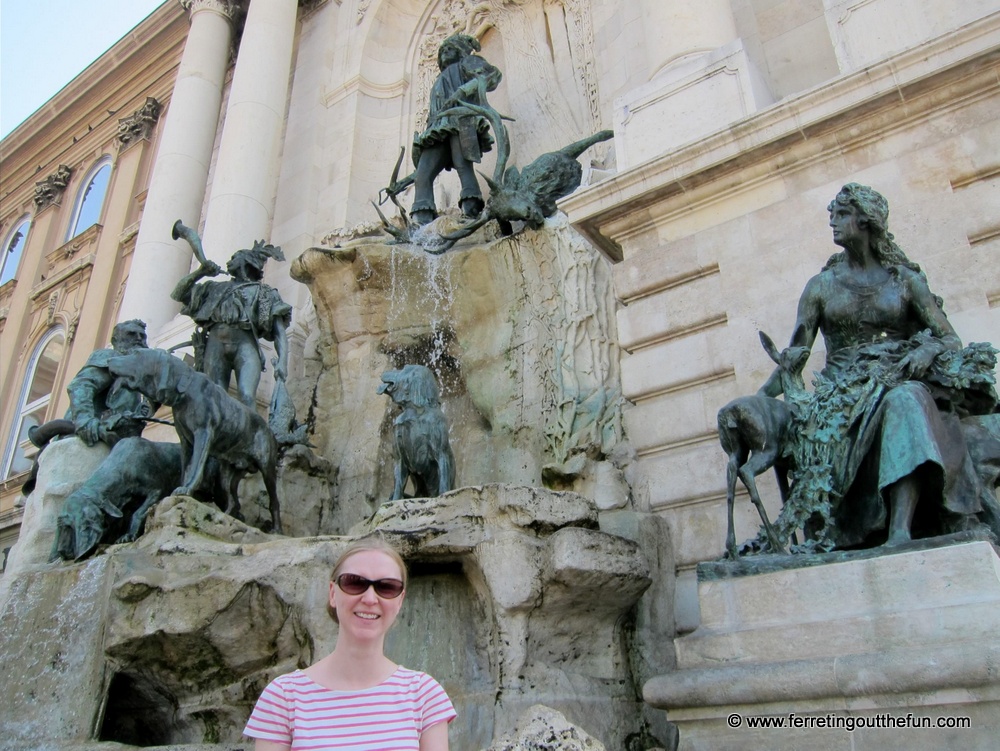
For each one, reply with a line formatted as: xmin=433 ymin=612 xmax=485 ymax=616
xmin=410 ymin=33 xmax=502 ymax=227
xmin=170 ymin=221 xmax=291 ymax=408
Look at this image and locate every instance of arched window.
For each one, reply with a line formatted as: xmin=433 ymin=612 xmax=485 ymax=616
xmin=2 ymin=328 xmax=66 ymax=479
xmin=0 ymin=217 xmax=30 ymax=285
xmin=66 ymin=159 xmax=112 ymax=240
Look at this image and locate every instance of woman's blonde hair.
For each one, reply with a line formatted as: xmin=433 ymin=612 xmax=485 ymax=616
xmin=327 ymin=537 xmax=408 ymax=623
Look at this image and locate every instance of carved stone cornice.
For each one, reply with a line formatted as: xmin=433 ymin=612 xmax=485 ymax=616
xmin=33 ymin=165 xmax=72 ymax=211
xmin=116 ymin=97 xmax=163 ymax=149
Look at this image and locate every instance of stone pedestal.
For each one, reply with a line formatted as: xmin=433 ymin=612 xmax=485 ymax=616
xmin=644 ymin=540 xmax=1000 ymax=750
xmin=4 ymin=437 xmax=108 ymax=577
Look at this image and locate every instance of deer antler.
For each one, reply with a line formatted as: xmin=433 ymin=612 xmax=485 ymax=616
xmin=436 ymin=212 xmax=495 ymax=242
xmin=372 ymin=200 xmax=411 ymax=243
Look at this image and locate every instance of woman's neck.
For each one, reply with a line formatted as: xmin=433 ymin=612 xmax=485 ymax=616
xmin=840 ymin=238 xmax=888 ymax=281
xmin=308 ymin=640 xmax=398 ymax=691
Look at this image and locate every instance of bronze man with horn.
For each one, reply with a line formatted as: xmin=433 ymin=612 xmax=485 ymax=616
xmin=170 ymin=221 xmax=291 ymax=408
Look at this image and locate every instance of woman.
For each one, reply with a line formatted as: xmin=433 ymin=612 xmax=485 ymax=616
xmin=244 ymin=539 xmax=456 ymax=750
xmin=764 ymin=183 xmax=993 ymax=549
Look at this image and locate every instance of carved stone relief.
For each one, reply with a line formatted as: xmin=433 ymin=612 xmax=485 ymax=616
xmin=33 ymin=165 xmax=72 ymax=210
xmin=116 ymin=97 xmax=162 ymax=148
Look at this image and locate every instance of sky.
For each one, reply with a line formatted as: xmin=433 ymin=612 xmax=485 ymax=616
xmin=1 ymin=0 xmax=166 ymax=139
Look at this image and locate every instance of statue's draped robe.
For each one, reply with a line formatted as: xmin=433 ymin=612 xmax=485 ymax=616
xmin=791 ymin=265 xmax=990 ymax=547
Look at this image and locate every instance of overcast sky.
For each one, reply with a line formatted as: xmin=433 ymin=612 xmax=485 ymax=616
xmin=1 ymin=0 xmax=166 ymax=139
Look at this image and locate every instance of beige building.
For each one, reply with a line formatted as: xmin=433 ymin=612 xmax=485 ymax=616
xmin=1 ymin=0 xmax=998 ymax=746
xmin=0 ymin=2 xmax=189 ymax=563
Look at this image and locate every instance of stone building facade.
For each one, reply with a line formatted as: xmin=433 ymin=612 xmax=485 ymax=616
xmin=0 ymin=2 xmax=188 ymax=563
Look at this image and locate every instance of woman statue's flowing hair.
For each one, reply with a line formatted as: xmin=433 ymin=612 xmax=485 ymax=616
xmin=823 ymin=183 xmax=943 ymax=307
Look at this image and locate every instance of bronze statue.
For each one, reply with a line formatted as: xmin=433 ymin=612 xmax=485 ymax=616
xmin=52 ymin=439 xmax=192 ymax=561
xmin=717 ymin=333 xmax=809 ymax=558
xmin=67 ymin=318 xmax=155 ymax=445
xmin=409 ymin=34 xmax=502 ymax=227
xmin=756 ymin=183 xmax=998 ymax=553
xmin=378 ymin=365 xmax=455 ymax=500
xmin=20 ymin=320 xmax=154 ymax=500
xmin=107 ymin=348 xmax=282 ymax=534
xmin=170 ymin=221 xmax=291 ymax=408
xmin=435 ymin=104 xmax=613 ymax=243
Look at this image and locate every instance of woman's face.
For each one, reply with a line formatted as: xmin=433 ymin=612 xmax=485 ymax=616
xmin=829 ymin=201 xmax=867 ymax=249
xmin=329 ymin=550 xmax=406 ymax=641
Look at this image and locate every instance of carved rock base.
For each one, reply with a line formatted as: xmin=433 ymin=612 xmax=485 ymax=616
xmin=0 ymin=485 xmax=657 ymax=750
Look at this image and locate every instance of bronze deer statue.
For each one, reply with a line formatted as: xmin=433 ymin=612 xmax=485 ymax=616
xmin=717 ymin=332 xmax=810 ymax=559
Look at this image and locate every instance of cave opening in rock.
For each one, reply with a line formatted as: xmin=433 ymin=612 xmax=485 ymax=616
xmin=99 ymin=671 xmax=177 ymax=746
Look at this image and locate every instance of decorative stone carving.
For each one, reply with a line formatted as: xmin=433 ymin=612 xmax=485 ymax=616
xmin=179 ymin=0 xmax=241 ymax=19
xmin=116 ymin=97 xmax=162 ymax=148
xmin=482 ymin=704 xmax=606 ymax=751
xmin=33 ymin=164 xmax=72 ymax=210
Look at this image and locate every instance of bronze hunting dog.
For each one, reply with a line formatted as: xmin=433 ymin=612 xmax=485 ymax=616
xmin=108 ymin=348 xmax=281 ymax=533
xmin=378 ymin=364 xmax=455 ymax=501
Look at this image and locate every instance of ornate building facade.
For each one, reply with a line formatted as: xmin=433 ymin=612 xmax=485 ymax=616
xmin=1 ymin=1 xmax=999 ymax=746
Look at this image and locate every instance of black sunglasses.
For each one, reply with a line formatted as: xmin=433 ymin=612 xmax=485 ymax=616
xmin=335 ymin=573 xmax=405 ymax=599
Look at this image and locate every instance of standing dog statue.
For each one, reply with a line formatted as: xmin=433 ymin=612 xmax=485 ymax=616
xmin=378 ymin=364 xmax=455 ymax=500
xmin=108 ymin=348 xmax=282 ymax=533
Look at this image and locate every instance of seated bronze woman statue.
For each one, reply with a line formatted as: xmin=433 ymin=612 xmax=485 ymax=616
xmin=761 ymin=183 xmax=998 ymax=551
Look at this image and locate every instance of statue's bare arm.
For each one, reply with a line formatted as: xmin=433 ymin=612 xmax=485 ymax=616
xmin=170 ymin=260 xmax=223 ymax=305
xmin=272 ymin=317 xmax=289 ymax=382
xmin=760 ymin=275 xmax=822 ymax=397
xmin=898 ymin=268 xmax=961 ymax=378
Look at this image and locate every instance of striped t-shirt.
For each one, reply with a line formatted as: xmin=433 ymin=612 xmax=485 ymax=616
xmin=243 ymin=666 xmax=456 ymax=750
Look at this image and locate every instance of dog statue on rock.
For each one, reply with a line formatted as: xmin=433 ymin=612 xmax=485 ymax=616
xmin=108 ymin=348 xmax=282 ymax=533
xmin=378 ymin=364 xmax=455 ymax=501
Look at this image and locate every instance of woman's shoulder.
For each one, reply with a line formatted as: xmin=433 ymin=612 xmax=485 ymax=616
xmin=264 ymin=669 xmax=312 ymax=693
xmin=391 ymin=666 xmax=431 ymax=683
xmin=391 ymin=667 xmax=447 ymax=692
xmin=890 ymin=263 xmax=926 ymax=284
xmin=800 ymin=265 xmax=836 ymax=300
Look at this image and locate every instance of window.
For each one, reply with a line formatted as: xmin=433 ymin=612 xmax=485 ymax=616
xmin=0 ymin=217 xmax=30 ymax=285
xmin=66 ymin=159 xmax=111 ymax=240
xmin=2 ymin=328 xmax=65 ymax=480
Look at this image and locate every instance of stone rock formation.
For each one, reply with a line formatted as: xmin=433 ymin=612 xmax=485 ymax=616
xmin=2 ymin=459 xmax=660 ymax=750
xmin=483 ymin=704 xmax=606 ymax=751
xmin=292 ymin=218 xmax=628 ymax=532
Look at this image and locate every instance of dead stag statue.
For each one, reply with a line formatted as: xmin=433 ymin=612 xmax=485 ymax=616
xmin=439 ymin=102 xmax=613 ymax=242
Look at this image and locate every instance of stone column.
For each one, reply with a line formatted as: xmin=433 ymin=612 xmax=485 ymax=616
xmin=200 ymin=0 xmax=299 ymax=261
xmin=615 ymin=0 xmax=771 ymax=168
xmin=118 ymin=0 xmax=236 ymax=334
xmin=642 ymin=0 xmax=739 ymax=79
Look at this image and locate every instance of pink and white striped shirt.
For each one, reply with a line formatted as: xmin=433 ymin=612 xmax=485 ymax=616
xmin=243 ymin=667 xmax=456 ymax=750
